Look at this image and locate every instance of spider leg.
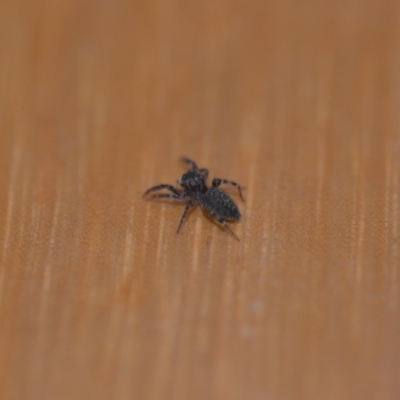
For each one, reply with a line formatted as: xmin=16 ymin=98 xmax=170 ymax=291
xmin=180 ymin=157 xmax=198 ymax=170
xmin=212 ymin=215 xmax=240 ymax=241
xmin=176 ymin=199 xmax=197 ymax=234
xmin=148 ymin=193 xmax=188 ymax=201
xmin=212 ymin=178 xmax=245 ymax=202
xmin=143 ymin=184 xmax=182 ymax=197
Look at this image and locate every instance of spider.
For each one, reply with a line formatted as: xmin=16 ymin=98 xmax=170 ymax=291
xmin=143 ymin=157 xmax=245 ymax=240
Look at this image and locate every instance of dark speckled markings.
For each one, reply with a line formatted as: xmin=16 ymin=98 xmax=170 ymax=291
xmin=201 ymin=187 xmax=241 ymax=221
xmin=143 ymin=158 xmax=244 ymax=240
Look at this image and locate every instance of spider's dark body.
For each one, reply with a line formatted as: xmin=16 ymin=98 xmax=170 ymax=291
xmin=143 ymin=158 xmax=244 ymax=240
xmin=202 ymin=187 xmax=241 ymax=221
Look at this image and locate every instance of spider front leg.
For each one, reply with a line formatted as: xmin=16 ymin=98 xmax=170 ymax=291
xmin=143 ymin=184 xmax=183 ymax=197
xmin=147 ymin=193 xmax=188 ymax=201
xmin=180 ymin=157 xmax=198 ymax=170
xmin=212 ymin=178 xmax=245 ymax=202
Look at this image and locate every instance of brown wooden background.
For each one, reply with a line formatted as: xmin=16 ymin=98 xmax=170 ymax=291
xmin=0 ymin=0 xmax=399 ymax=399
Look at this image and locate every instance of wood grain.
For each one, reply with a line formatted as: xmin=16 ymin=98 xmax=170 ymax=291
xmin=0 ymin=0 xmax=399 ymax=399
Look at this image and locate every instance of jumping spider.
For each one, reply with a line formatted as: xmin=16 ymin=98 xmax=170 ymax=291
xmin=143 ymin=158 xmax=245 ymax=240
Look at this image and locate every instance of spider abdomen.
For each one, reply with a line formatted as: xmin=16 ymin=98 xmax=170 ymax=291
xmin=201 ymin=187 xmax=241 ymax=221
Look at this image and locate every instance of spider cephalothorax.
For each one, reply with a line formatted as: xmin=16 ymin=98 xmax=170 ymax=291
xmin=143 ymin=158 xmax=244 ymax=240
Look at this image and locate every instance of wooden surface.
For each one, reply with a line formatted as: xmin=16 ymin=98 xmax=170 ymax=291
xmin=1 ymin=0 xmax=400 ymax=399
